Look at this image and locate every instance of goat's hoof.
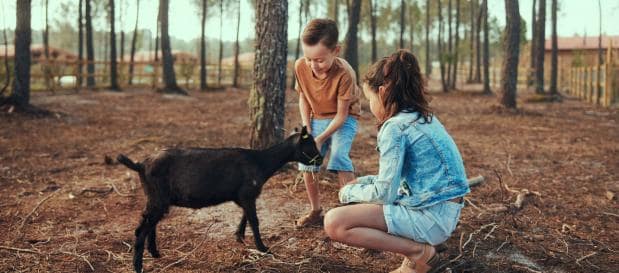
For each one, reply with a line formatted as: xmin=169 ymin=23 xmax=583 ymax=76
xmin=257 ymin=246 xmax=270 ymax=253
xmin=150 ymin=251 xmax=161 ymax=258
xmin=236 ymin=236 xmax=245 ymax=244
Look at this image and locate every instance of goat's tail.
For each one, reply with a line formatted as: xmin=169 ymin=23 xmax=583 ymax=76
xmin=117 ymin=154 xmax=144 ymax=173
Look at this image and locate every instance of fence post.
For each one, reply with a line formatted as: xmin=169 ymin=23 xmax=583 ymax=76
xmin=605 ymin=40 xmax=613 ymax=106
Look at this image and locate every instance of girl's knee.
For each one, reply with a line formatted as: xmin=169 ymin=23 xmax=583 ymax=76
xmin=323 ymin=208 xmax=345 ymax=239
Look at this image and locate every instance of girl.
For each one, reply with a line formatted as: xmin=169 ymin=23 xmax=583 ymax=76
xmin=323 ymin=50 xmax=470 ymax=273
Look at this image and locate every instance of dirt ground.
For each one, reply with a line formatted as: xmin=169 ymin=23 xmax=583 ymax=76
xmin=0 ymin=82 xmax=617 ymax=273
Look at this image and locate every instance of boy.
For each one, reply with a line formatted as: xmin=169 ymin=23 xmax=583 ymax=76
xmin=294 ymin=18 xmax=360 ymax=227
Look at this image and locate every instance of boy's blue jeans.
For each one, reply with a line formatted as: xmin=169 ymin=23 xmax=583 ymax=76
xmin=298 ymin=116 xmax=358 ymax=173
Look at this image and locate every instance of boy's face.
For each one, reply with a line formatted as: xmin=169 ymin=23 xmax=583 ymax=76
xmin=302 ymin=42 xmax=340 ymax=77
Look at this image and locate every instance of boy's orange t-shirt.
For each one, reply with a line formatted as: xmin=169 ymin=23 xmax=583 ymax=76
xmin=294 ymin=57 xmax=360 ymax=119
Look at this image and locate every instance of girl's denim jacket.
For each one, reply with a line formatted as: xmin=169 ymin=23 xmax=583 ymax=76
xmin=339 ymin=111 xmax=470 ymax=209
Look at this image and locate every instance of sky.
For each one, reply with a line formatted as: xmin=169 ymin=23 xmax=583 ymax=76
xmin=1 ymin=0 xmax=618 ymax=43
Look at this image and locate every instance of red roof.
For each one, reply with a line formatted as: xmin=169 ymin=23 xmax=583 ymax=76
xmin=545 ymin=35 xmax=619 ymax=51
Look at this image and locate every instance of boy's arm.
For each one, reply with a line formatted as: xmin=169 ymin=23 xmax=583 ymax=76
xmin=314 ymin=99 xmax=350 ymax=145
xmin=299 ymin=92 xmax=313 ymax=133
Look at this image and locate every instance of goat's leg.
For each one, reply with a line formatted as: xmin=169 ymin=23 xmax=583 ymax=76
xmin=147 ymin=228 xmax=161 ymax=258
xmin=133 ymin=209 xmax=164 ymax=273
xmin=241 ymin=200 xmax=269 ymax=252
xmin=235 ymin=213 xmax=248 ymax=243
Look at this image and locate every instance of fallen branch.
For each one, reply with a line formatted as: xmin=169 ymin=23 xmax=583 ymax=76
xmin=467 ymin=175 xmax=484 ymax=187
xmin=108 ymin=181 xmax=134 ymax=197
xmin=575 ymin=251 xmax=597 ymax=266
xmin=79 ymin=186 xmax=113 ymax=196
xmin=157 ymin=223 xmax=215 ymax=272
xmin=0 ymin=245 xmax=41 ymax=254
xmin=16 ymin=192 xmax=56 ymax=236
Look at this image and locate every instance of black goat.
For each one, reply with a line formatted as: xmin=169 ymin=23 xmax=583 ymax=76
xmin=117 ymin=127 xmax=322 ymax=273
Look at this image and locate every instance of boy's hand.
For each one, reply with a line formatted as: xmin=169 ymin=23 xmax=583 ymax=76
xmin=314 ymin=135 xmax=324 ymax=152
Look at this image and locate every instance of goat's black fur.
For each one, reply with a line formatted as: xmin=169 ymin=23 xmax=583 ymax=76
xmin=118 ymin=127 xmax=322 ymax=273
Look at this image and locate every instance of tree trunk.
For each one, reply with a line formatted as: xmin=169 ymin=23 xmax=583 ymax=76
xmin=467 ymin=0 xmax=475 ymax=82
xmin=549 ymin=0 xmax=558 ymax=97
xmin=501 ymin=0 xmax=521 ymax=108
xmin=11 ymin=0 xmax=32 ymax=107
xmin=409 ymin=5 xmax=414 ymax=50
xmin=109 ymin=0 xmax=120 ymax=90
xmin=158 ymin=0 xmax=186 ymax=94
xmin=1 ymin=25 xmax=9 ymax=96
xmin=535 ymin=0 xmax=546 ymax=94
xmin=249 ymin=0 xmax=287 ymax=149
xmin=371 ymin=0 xmax=377 ymax=62
xmin=233 ymin=0 xmax=241 ymax=88
xmin=291 ymin=0 xmax=304 ymax=89
xmin=425 ymin=0 xmax=431 ymax=78
xmin=43 ymin=0 xmax=50 ymax=90
xmin=343 ymin=0 xmax=361 ymax=82
xmin=334 ymin=0 xmax=339 ymax=26
xmin=438 ymin=0 xmax=448 ymax=92
xmin=400 ymin=0 xmax=405 ymax=49
xmin=482 ymin=0 xmax=490 ymax=94
xmin=43 ymin=0 xmax=49 ymax=60
xmin=218 ymin=0 xmax=223 ymax=87
xmin=596 ymin=0 xmax=602 ymax=104
xmin=78 ymin=0 xmax=84 ymax=89
xmin=128 ymin=0 xmax=140 ymax=85
xmin=119 ymin=0 xmax=125 ymax=66
xmin=85 ymin=0 xmax=96 ymax=88
xmin=154 ymin=8 xmax=159 ymax=61
xmin=200 ymin=0 xmax=207 ymax=91
xmin=451 ymin=0 xmax=460 ymax=90
xmin=528 ymin=0 xmax=536 ymax=87
xmin=474 ymin=0 xmax=482 ymax=83
xmin=447 ymin=0 xmax=452 ymax=90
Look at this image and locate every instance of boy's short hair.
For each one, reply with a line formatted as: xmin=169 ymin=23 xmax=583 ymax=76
xmin=302 ymin=19 xmax=339 ymax=49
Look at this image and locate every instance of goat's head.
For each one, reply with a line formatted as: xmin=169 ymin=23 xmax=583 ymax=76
xmin=291 ymin=126 xmax=323 ymax=166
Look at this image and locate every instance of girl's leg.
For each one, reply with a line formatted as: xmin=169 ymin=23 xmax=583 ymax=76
xmin=324 ymin=203 xmax=433 ymax=260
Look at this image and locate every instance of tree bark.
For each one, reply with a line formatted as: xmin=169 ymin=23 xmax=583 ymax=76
xmin=200 ymin=0 xmax=208 ymax=91
xmin=158 ymin=0 xmax=186 ymax=94
xmin=482 ymin=0 xmax=491 ymax=94
xmin=501 ymin=0 xmax=521 ymax=108
xmin=78 ymin=0 xmax=84 ymax=89
xmin=400 ymin=0 xmax=405 ymax=49
xmin=128 ymin=0 xmax=140 ymax=85
xmin=85 ymin=0 xmax=96 ymax=88
xmin=549 ymin=0 xmax=558 ymax=97
xmin=535 ymin=0 xmax=546 ymax=94
xmin=233 ymin=0 xmax=241 ymax=88
xmin=528 ymin=0 xmax=536 ymax=87
xmin=409 ymin=4 xmax=414 ymax=50
xmin=343 ymin=0 xmax=361 ymax=82
xmin=249 ymin=0 xmax=287 ymax=149
xmin=425 ymin=0 xmax=431 ymax=78
xmin=109 ymin=0 xmax=120 ymax=90
xmin=43 ymin=0 xmax=50 ymax=90
xmin=11 ymin=0 xmax=32 ymax=107
xmin=451 ymin=0 xmax=460 ymax=90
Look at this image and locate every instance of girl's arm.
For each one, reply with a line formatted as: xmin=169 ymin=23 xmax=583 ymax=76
xmin=339 ymin=124 xmax=406 ymax=204
xmin=299 ymin=92 xmax=312 ymax=133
